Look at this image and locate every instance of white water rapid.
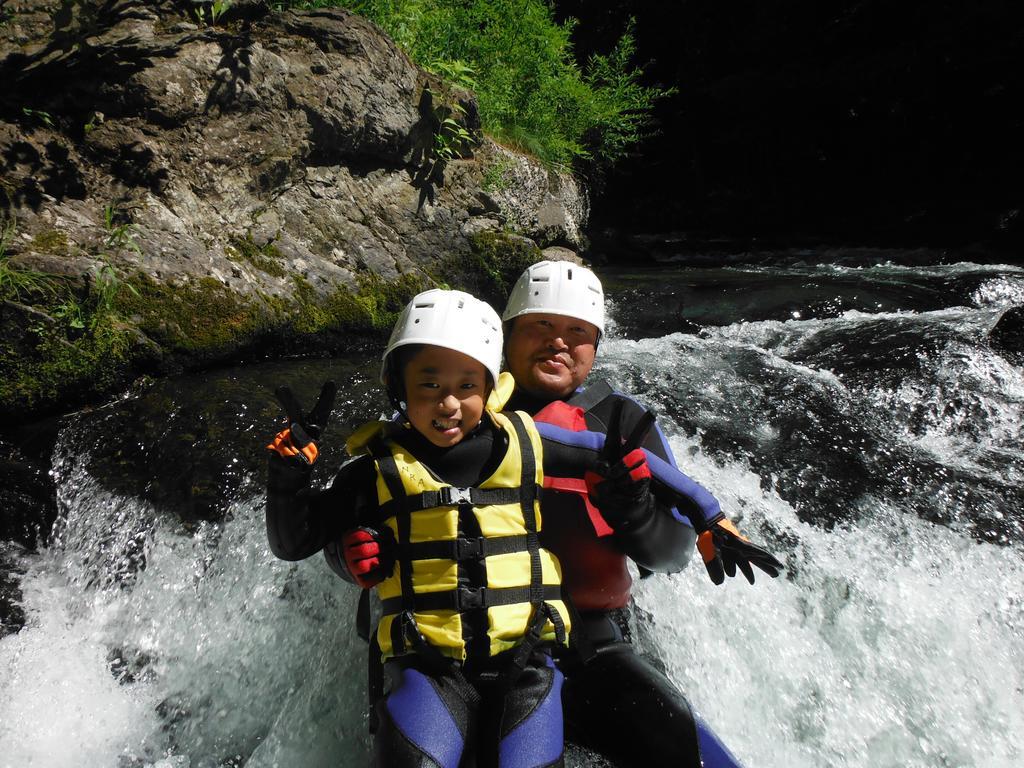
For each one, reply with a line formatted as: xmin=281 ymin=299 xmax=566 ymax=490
xmin=2 ymin=261 xmax=1022 ymax=767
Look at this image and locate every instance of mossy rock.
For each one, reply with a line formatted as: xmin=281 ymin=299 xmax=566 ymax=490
xmin=226 ymin=234 xmax=287 ymax=278
xmin=29 ymin=230 xmax=69 ymax=256
xmin=444 ymin=231 xmax=541 ymax=307
xmin=0 ymin=300 xmax=137 ymax=422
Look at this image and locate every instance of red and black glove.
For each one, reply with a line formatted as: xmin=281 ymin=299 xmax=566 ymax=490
xmin=698 ymin=518 xmax=784 ymax=585
xmin=585 ymin=400 xmax=658 ymax=530
xmin=585 ymin=447 xmax=653 ymax=530
xmin=266 ymin=381 xmax=337 ymax=467
xmin=341 ymin=526 xmax=396 ymax=589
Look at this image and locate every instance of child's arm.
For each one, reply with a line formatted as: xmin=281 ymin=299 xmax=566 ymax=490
xmin=266 ymin=450 xmax=378 ymax=561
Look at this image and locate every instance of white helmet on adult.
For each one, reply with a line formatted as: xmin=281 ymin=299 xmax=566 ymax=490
xmin=502 ymin=260 xmax=605 ymax=335
xmin=382 ymin=289 xmax=503 ymax=386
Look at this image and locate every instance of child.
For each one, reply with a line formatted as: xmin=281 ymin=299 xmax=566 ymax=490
xmin=266 ymin=289 xmax=571 ymax=768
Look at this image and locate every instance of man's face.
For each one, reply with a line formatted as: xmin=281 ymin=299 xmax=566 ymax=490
xmin=506 ymin=313 xmax=599 ymax=400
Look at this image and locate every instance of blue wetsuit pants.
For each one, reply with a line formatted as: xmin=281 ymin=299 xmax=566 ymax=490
xmin=374 ymin=652 xmax=565 ymax=768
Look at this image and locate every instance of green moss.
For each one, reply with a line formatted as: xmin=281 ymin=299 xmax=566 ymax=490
xmin=288 ymin=271 xmax=427 ymax=336
xmin=118 ymin=273 xmax=272 ymax=354
xmin=0 ymin=265 xmax=430 ymax=422
xmin=444 ymin=231 xmax=541 ymax=306
xmin=29 ymin=230 xmax=69 ymax=256
xmin=0 ymin=315 xmax=135 ymax=419
xmin=226 ymin=234 xmax=287 ymax=278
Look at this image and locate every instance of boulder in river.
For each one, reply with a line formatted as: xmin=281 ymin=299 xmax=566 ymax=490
xmin=988 ymin=305 xmax=1024 ymax=366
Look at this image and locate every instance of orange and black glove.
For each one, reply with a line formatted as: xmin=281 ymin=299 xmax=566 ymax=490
xmin=266 ymin=381 xmax=337 ymax=467
xmin=698 ymin=518 xmax=784 ymax=585
xmin=341 ymin=526 xmax=397 ymax=589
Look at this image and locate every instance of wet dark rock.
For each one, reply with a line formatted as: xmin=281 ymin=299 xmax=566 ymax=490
xmin=56 ymin=355 xmax=378 ymax=526
xmin=0 ymin=435 xmax=57 ymax=549
xmin=989 ymin=305 xmax=1024 ymax=365
xmin=0 ymin=542 xmax=28 ymax=637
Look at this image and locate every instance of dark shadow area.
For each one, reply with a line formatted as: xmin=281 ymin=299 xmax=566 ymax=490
xmin=556 ymin=0 xmax=1024 ymax=250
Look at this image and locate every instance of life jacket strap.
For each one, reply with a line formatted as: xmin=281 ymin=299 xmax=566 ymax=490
xmin=404 ymin=533 xmax=533 ymax=562
xmin=380 ymin=584 xmax=564 ymax=615
xmin=378 ymin=484 xmax=543 ymax=517
xmin=567 ymin=380 xmax=614 ymax=413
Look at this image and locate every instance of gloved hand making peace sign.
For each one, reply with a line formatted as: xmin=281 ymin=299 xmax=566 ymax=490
xmin=266 ymin=381 xmax=338 ymax=467
xmin=584 ymin=399 xmax=658 ymax=531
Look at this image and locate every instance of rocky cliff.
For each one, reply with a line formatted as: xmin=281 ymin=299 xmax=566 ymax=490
xmin=0 ymin=0 xmax=588 ymax=424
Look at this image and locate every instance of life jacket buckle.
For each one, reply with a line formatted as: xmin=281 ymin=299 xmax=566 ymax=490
xmin=458 ymin=586 xmax=486 ymax=610
xmin=442 ymin=486 xmax=473 ymax=505
xmin=456 ymin=536 xmax=485 ymax=560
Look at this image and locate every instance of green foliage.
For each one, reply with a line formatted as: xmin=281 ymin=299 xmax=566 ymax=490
xmin=193 ymin=0 xmax=233 ymax=26
xmin=103 ymin=205 xmax=142 ymax=256
xmin=266 ymin=0 xmax=669 ymax=170
xmin=481 ymin=156 xmax=513 ymax=194
xmin=21 ymin=107 xmax=54 ymax=128
xmin=0 ymin=220 xmax=61 ymax=303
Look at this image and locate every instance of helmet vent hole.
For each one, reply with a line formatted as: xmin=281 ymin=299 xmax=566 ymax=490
xmin=414 ymin=319 xmax=420 ymax=324
xmin=567 ymin=269 xmax=573 ymax=279
xmin=458 ymin=300 xmax=464 ymax=309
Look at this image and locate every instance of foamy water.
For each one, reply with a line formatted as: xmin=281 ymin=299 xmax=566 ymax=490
xmin=2 ymin=262 xmax=1022 ymax=767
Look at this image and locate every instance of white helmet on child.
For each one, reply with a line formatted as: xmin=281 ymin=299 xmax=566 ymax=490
xmin=501 ymin=260 xmax=605 ymax=335
xmin=381 ymin=289 xmax=503 ymax=385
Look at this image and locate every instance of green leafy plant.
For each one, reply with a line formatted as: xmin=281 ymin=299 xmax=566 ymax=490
xmin=433 ymin=112 xmax=473 ymax=163
xmin=102 ymin=205 xmax=142 ymax=257
xmin=427 ymin=59 xmax=476 ymax=90
xmin=21 ymin=107 xmax=54 ymax=128
xmin=0 ymin=220 xmax=60 ymax=303
xmin=481 ymin=156 xmax=512 ymax=194
xmin=193 ymin=0 xmax=232 ymax=26
xmin=83 ymin=111 xmax=104 ymax=133
xmin=266 ymin=1 xmax=670 ymax=171
xmin=89 ymin=259 xmax=139 ymax=326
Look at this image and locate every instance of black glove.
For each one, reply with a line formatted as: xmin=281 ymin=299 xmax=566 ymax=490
xmin=266 ymin=381 xmax=337 ymax=467
xmin=586 ymin=400 xmax=657 ymax=530
xmin=698 ymin=518 xmax=784 ymax=585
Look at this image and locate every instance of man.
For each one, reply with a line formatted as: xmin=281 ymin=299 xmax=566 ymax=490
xmin=496 ymin=260 xmax=781 ymax=767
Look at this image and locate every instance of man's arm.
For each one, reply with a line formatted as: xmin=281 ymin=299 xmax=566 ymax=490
xmin=537 ymin=408 xmax=703 ymax=573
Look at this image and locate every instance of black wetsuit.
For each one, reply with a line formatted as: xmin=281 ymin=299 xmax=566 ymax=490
xmin=507 ymin=385 xmax=717 ymax=768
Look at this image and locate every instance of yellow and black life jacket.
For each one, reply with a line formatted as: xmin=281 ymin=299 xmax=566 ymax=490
xmin=351 ymin=409 xmax=571 ymax=663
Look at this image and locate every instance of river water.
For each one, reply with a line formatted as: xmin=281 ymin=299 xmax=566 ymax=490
xmin=1 ymin=255 xmax=1022 ymax=767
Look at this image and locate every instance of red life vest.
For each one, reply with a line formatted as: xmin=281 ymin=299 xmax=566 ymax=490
xmin=533 ymin=399 xmax=631 ymax=611
xmin=533 ymin=400 xmax=614 ymax=537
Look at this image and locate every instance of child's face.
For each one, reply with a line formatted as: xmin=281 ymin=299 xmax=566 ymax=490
xmin=401 ymin=345 xmax=489 ymax=448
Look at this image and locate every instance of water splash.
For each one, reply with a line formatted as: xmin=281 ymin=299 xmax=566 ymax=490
xmin=4 ymin=261 xmax=1024 ymax=767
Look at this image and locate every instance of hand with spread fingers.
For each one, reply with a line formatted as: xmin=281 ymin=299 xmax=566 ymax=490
xmin=585 ymin=399 xmax=657 ymax=530
xmin=341 ymin=526 xmax=397 ymax=589
xmin=266 ymin=381 xmax=338 ymax=468
xmin=697 ymin=518 xmax=784 ymax=585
